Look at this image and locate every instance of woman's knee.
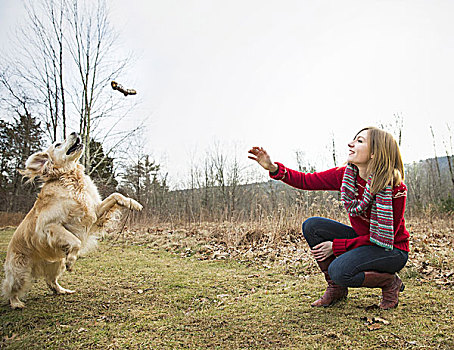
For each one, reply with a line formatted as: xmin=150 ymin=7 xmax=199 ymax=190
xmin=302 ymin=217 xmax=322 ymax=240
xmin=303 ymin=217 xmax=330 ymax=247
xmin=328 ymin=259 xmax=361 ymax=287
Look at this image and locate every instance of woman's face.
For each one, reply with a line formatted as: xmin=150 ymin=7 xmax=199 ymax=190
xmin=347 ymin=129 xmax=372 ymax=166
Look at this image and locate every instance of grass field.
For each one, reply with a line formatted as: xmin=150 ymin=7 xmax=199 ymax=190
xmin=1 ymin=224 xmax=453 ymax=349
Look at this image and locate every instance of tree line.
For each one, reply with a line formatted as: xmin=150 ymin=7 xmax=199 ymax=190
xmin=2 ymin=113 xmax=452 ymax=222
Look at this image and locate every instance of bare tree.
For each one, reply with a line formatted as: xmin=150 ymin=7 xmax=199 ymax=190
xmin=201 ymin=155 xmax=216 ymax=214
xmin=443 ymin=123 xmax=454 ymax=190
xmin=430 ymin=125 xmax=442 ymax=187
xmin=379 ymin=113 xmax=404 ymax=146
xmin=226 ymin=148 xmax=243 ymax=218
xmin=330 ymin=132 xmax=337 ymax=167
xmin=5 ymin=0 xmax=67 ymax=142
xmin=1 ymin=0 xmax=142 ymax=174
xmin=65 ymin=0 xmax=135 ymax=169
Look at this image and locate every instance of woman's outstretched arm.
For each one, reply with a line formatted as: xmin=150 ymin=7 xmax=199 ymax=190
xmin=248 ymin=147 xmax=344 ymax=191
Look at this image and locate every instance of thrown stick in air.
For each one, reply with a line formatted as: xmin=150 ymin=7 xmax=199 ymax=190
xmin=111 ymin=81 xmax=137 ymax=96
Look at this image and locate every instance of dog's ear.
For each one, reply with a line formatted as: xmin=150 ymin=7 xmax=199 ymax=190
xmin=25 ymin=152 xmax=50 ymax=172
xmin=20 ymin=152 xmax=51 ymax=182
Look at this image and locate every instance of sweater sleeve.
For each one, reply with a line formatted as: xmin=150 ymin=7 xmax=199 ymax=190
xmin=269 ymin=162 xmax=345 ymax=191
xmin=332 ymin=235 xmax=373 ymax=256
xmin=332 ymin=183 xmax=409 ymax=256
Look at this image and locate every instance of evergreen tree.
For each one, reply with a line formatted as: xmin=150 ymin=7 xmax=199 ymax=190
xmin=0 ymin=119 xmax=14 ymax=192
xmin=0 ymin=113 xmax=43 ymax=211
xmin=88 ymin=139 xmax=118 ymax=197
xmin=120 ymin=155 xmax=167 ymax=212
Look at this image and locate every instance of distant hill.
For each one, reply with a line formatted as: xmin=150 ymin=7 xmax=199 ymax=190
xmin=407 ymin=155 xmax=453 ymax=172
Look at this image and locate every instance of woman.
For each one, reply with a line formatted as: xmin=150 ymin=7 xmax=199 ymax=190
xmin=248 ymin=127 xmax=409 ymax=309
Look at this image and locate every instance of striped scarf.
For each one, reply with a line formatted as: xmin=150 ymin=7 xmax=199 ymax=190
xmin=341 ymin=164 xmax=394 ymax=250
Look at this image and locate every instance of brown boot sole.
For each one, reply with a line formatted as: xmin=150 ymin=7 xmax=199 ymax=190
xmin=311 ymin=295 xmax=348 ymax=308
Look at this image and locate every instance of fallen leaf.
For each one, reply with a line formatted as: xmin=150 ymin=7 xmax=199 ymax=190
xmin=216 ymin=294 xmax=230 ymax=298
xmin=324 ymin=331 xmax=339 ymax=339
xmin=373 ymin=317 xmax=390 ymax=325
xmin=3 ymin=334 xmax=17 ymax=342
xmin=361 ymin=316 xmax=374 ymax=324
xmin=367 ymin=323 xmax=382 ymax=331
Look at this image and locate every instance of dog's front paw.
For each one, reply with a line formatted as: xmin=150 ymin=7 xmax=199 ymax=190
xmin=128 ymin=198 xmax=143 ymax=211
xmin=10 ymin=297 xmax=25 ymax=309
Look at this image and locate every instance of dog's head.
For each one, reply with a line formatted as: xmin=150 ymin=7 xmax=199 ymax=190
xmin=21 ymin=132 xmax=85 ymax=182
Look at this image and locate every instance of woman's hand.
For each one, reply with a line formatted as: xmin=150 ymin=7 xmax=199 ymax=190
xmin=311 ymin=241 xmax=334 ymax=261
xmin=248 ymin=147 xmax=278 ymax=172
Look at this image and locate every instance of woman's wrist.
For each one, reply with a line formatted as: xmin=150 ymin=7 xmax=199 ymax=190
xmin=269 ymin=163 xmax=278 ymax=173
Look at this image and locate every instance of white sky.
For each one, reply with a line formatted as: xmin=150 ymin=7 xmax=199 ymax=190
xmin=1 ymin=0 xmax=454 ymax=186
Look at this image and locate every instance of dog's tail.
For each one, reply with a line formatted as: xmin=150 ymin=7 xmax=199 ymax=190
xmin=2 ymin=259 xmax=32 ymax=301
xmin=2 ymin=273 xmax=13 ymax=301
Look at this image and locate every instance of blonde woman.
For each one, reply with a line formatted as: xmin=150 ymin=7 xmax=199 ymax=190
xmin=248 ymin=127 xmax=409 ymax=309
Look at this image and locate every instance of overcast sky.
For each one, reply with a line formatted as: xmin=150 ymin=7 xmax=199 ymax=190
xmin=1 ymin=0 xmax=453 ymax=185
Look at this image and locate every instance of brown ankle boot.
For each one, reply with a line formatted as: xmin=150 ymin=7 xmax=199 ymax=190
xmin=362 ymin=271 xmax=405 ymax=309
xmin=311 ymin=255 xmax=348 ymax=307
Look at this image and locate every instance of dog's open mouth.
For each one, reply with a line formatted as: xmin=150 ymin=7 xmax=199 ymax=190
xmin=66 ymin=137 xmax=83 ymax=155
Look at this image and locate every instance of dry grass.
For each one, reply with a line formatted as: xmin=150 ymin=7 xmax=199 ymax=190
xmin=1 ymin=215 xmax=453 ymax=349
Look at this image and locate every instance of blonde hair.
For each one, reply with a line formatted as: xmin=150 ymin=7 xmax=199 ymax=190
xmin=355 ymin=127 xmax=404 ymax=194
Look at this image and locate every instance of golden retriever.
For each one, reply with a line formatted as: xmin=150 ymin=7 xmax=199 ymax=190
xmin=2 ymin=132 xmax=142 ymax=309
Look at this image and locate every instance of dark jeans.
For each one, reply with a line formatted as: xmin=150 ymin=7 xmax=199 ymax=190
xmin=302 ymin=217 xmax=408 ymax=287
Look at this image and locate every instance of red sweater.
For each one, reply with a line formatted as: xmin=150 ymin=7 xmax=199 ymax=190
xmin=270 ymin=163 xmax=410 ymax=256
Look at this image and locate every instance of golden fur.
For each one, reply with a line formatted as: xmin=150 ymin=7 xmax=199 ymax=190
xmin=2 ymin=132 xmax=142 ymax=309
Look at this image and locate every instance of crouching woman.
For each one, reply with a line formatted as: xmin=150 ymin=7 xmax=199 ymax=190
xmin=248 ymin=127 xmax=409 ymax=309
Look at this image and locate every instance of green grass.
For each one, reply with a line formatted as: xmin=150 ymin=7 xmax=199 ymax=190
xmin=1 ymin=228 xmax=453 ymax=349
